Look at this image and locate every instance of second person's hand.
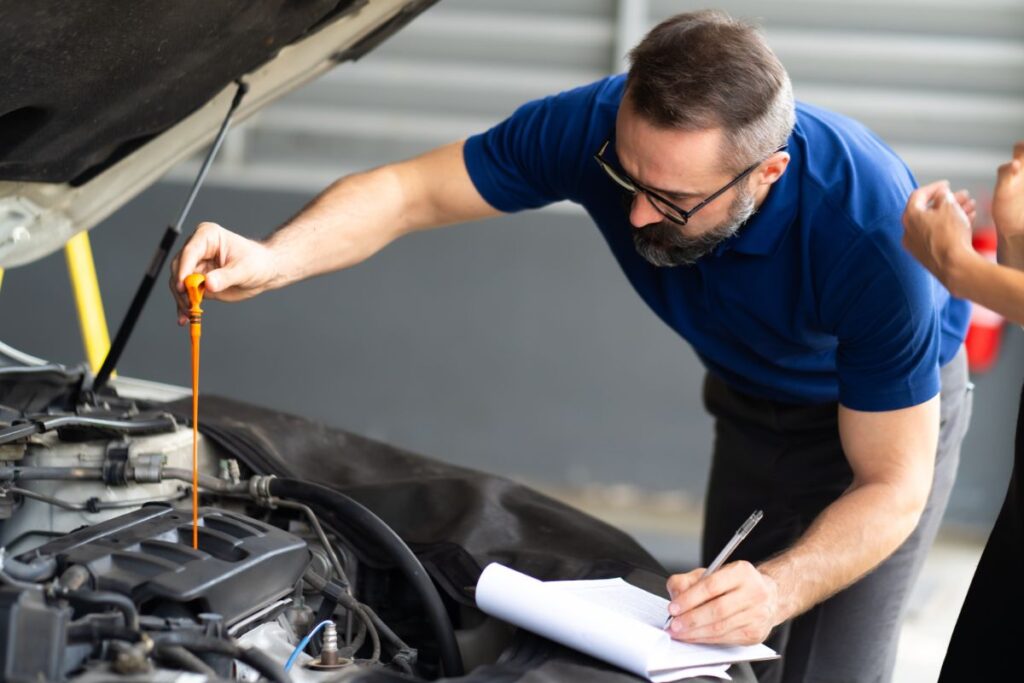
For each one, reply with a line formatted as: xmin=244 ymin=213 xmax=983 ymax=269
xmin=901 ymin=180 xmax=979 ymax=293
xmin=169 ymin=222 xmax=281 ymax=325
xmin=993 ymin=141 xmax=1024 ymax=238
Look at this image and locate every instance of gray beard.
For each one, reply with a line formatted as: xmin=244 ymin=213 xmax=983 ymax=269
xmin=632 ymin=187 xmax=757 ymax=267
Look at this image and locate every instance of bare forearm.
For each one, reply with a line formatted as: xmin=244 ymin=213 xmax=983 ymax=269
xmin=759 ymin=480 xmax=923 ymax=621
xmin=262 ymin=141 xmax=498 ymax=289
xmin=948 ymin=251 xmax=1024 ymax=325
xmin=263 ymin=166 xmax=409 ymax=287
xmin=998 ymin=233 xmax=1024 ymax=271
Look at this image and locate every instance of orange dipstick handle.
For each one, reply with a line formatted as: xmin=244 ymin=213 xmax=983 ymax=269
xmin=185 ymin=273 xmax=206 ymax=550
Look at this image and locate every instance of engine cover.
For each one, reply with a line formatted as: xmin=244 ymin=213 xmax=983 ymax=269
xmin=19 ymin=504 xmax=309 ymax=624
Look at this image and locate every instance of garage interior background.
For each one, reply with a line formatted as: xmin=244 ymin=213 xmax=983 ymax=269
xmin=2 ymin=0 xmax=1023 ymax=564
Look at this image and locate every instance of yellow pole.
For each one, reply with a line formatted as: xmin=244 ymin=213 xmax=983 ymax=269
xmin=64 ymin=231 xmax=113 ymax=375
xmin=0 ymin=267 xmax=4 ymax=292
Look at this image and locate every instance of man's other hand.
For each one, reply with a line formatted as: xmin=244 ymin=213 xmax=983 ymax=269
xmin=664 ymin=561 xmax=780 ymax=646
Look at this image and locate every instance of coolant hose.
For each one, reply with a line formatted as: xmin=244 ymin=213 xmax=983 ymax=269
xmin=267 ymin=478 xmax=463 ymax=677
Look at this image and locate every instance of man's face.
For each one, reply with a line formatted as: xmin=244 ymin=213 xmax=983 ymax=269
xmin=614 ymin=100 xmax=758 ymax=267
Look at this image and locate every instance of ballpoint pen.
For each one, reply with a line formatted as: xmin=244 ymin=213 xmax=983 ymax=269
xmin=664 ymin=509 xmax=764 ymax=628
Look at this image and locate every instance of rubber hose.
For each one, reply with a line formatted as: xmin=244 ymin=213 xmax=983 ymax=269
xmin=358 ymin=600 xmax=412 ymax=652
xmin=347 ymin=599 xmax=382 ymax=662
xmin=1 ymin=552 xmax=57 ymax=582
xmin=301 ymin=570 xmax=376 ymax=657
xmin=67 ymin=590 xmax=140 ymax=631
xmin=267 ymin=478 xmax=463 ymax=677
xmin=154 ymin=644 xmax=219 ymax=678
xmin=153 ymin=631 xmax=290 ymax=683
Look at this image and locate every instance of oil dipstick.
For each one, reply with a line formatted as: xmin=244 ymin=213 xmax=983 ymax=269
xmin=185 ymin=273 xmax=206 ymax=550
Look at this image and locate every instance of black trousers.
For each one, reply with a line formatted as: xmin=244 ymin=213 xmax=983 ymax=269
xmin=939 ymin=384 xmax=1024 ymax=681
xmin=701 ymin=349 xmax=971 ymax=683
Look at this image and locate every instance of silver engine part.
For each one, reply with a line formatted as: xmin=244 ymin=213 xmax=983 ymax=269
xmin=0 ymin=427 xmax=222 ymax=554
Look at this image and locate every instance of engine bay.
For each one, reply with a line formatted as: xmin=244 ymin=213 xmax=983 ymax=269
xmin=0 ymin=364 xmax=469 ymax=683
xmin=0 ymin=343 xmax=669 ymax=683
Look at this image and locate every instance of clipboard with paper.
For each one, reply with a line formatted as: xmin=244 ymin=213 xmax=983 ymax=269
xmin=475 ymin=563 xmax=778 ymax=682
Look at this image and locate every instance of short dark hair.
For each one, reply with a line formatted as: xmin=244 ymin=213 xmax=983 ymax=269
xmin=626 ymin=10 xmax=795 ymax=172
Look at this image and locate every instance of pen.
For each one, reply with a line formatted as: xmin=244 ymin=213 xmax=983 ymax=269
xmin=664 ymin=509 xmax=764 ymax=628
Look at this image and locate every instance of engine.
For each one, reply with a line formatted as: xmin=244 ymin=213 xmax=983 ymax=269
xmin=18 ymin=505 xmax=310 ymax=625
xmin=0 ymin=398 xmax=432 ymax=683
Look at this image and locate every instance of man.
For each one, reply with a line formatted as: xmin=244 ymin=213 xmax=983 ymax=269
xmin=171 ymin=10 xmax=971 ymax=682
xmin=902 ymin=142 xmax=1024 ymax=681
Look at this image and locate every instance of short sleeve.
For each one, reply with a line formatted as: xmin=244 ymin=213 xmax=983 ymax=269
xmin=463 ymin=78 xmax=617 ymax=213
xmin=823 ymin=216 xmax=943 ymax=411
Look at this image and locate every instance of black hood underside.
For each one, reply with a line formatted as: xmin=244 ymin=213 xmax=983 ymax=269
xmin=0 ymin=0 xmax=361 ymax=185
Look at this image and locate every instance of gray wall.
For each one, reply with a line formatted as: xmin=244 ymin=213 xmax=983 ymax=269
xmin=0 ymin=179 xmax=1020 ymax=530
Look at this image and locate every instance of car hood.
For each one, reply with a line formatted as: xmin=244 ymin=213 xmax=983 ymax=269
xmin=0 ymin=0 xmax=436 ymax=269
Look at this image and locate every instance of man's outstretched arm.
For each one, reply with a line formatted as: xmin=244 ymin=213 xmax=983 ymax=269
xmin=170 ymin=141 xmax=500 ymax=322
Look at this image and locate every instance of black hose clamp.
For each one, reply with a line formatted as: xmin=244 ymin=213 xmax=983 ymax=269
xmin=102 ymin=442 xmax=131 ymax=486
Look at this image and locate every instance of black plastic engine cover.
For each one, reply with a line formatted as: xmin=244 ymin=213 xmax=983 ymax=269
xmin=21 ymin=504 xmax=309 ymax=624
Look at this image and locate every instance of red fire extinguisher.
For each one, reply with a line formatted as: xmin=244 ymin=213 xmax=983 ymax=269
xmin=964 ymin=227 xmax=1004 ymax=373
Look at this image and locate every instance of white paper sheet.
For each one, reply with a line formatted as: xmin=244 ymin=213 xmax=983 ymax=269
xmin=476 ymin=563 xmax=666 ymax=677
xmin=476 ymin=563 xmax=778 ymax=682
xmin=550 ymin=577 xmax=671 ymax=626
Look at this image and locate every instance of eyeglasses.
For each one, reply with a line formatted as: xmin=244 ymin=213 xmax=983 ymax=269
xmin=593 ymin=138 xmax=786 ymax=226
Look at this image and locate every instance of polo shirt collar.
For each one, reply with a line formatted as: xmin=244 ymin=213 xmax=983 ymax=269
xmin=722 ymin=132 xmax=802 ymax=257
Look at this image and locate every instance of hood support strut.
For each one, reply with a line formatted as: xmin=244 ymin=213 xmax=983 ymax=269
xmin=86 ymin=81 xmax=249 ymax=400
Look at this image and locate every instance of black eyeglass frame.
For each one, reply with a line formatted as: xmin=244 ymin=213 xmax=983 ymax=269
xmin=593 ymin=138 xmax=787 ymax=226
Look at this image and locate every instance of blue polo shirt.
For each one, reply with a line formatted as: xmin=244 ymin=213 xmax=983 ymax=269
xmin=463 ymin=75 xmax=969 ymax=411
